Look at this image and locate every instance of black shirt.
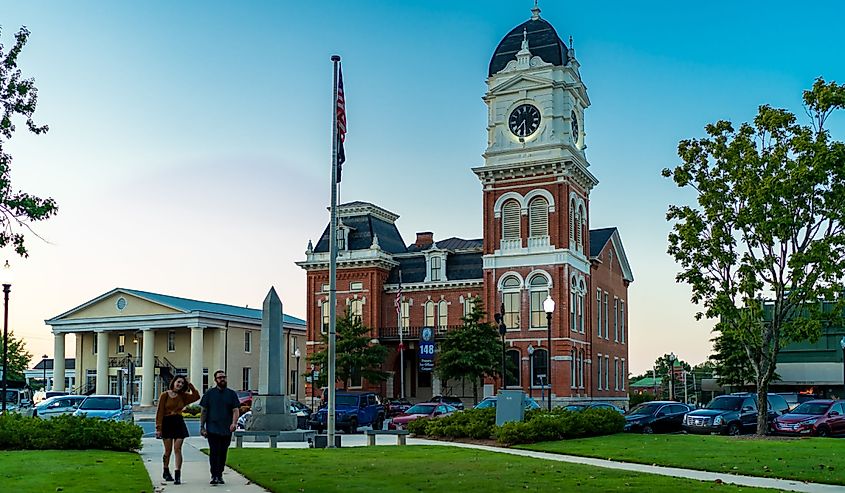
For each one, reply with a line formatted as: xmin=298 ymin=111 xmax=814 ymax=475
xmin=199 ymin=386 xmax=240 ymax=436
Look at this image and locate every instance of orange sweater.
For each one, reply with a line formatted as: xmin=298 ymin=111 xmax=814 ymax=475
xmin=155 ymin=383 xmax=200 ymax=431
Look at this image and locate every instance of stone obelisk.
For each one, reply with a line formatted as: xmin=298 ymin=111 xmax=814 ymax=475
xmin=246 ymin=287 xmax=297 ymax=431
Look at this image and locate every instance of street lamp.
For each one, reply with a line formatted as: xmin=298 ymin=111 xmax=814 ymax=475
xmin=42 ymin=354 xmax=48 ymax=391
xmin=494 ymin=303 xmax=507 ymax=389
xmin=527 ymin=345 xmax=534 ymax=400
xmin=668 ymin=352 xmax=677 ymax=401
xmin=543 ymin=295 xmax=555 ymax=411
xmin=1 ymin=260 xmax=12 ymax=414
xmin=294 ymin=347 xmax=301 ymax=402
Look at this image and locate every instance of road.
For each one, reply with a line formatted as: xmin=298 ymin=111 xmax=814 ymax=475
xmin=138 ymin=419 xmax=202 ymax=438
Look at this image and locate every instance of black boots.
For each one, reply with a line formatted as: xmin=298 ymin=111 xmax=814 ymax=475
xmin=163 ymin=467 xmax=174 ymax=482
xmin=174 ymin=470 xmax=181 ymax=485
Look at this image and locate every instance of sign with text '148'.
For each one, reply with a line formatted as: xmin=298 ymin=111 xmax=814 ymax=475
xmin=419 ymin=327 xmax=435 ymax=372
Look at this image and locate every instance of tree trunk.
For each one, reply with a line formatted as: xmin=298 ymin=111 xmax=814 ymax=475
xmin=756 ymin=378 xmax=769 ymax=436
xmin=473 ymin=377 xmax=479 ymax=405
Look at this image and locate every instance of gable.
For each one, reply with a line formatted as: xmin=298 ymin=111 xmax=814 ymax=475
xmin=59 ymin=292 xmax=183 ymax=320
xmin=488 ymin=74 xmax=553 ymax=95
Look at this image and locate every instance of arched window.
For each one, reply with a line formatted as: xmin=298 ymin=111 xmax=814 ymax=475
xmin=321 ymin=301 xmax=330 ymax=334
xmin=424 ymin=301 xmax=435 ymax=327
xmin=577 ymin=204 xmax=586 ymax=252
xmin=578 ymin=279 xmax=585 ymax=333
xmin=569 ymin=198 xmax=577 ymax=245
xmin=400 ymin=299 xmax=410 ymax=329
xmin=502 ymin=276 xmax=521 ymax=328
xmin=502 ymin=199 xmax=521 ymax=240
xmin=505 ymin=349 xmax=521 ymax=387
xmin=570 ymin=277 xmax=577 ymax=333
xmin=438 ymin=300 xmax=448 ymax=328
xmin=529 ymin=275 xmax=549 ymax=328
xmin=349 ymin=298 xmax=363 ymax=323
xmin=528 ymin=196 xmax=549 ymax=237
xmin=531 ymin=349 xmax=548 ymax=387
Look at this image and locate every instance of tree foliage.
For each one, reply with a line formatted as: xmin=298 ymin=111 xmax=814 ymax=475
xmin=308 ymin=310 xmax=388 ymax=390
xmin=709 ymin=323 xmax=758 ymax=388
xmin=2 ymin=330 xmax=32 ymax=381
xmin=435 ymin=299 xmax=502 ymax=404
xmin=663 ymin=78 xmax=845 ymax=434
xmin=0 ymin=26 xmax=58 ymax=257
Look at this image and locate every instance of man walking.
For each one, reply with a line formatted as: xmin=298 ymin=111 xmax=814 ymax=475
xmin=200 ymin=370 xmax=240 ymax=485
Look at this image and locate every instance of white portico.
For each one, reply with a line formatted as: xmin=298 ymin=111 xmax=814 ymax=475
xmin=45 ymin=288 xmax=306 ymax=406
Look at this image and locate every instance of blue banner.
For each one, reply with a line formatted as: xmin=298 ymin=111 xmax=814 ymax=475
xmin=419 ymin=327 xmax=435 ymax=372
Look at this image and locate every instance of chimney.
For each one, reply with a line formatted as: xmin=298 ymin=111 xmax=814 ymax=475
xmin=415 ymin=231 xmax=434 ymax=248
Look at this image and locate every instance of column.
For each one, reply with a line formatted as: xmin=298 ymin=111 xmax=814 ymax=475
xmin=190 ymin=326 xmax=204 ymax=386
xmin=74 ymin=334 xmax=83 ymax=394
xmin=96 ymin=331 xmax=109 ymax=395
xmin=52 ymin=333 xmax=66 ymax=391
xmin=141 ymin=328 xmax=155 ymax=406
xmin=214 ymin=328 xmax=226 ymax=376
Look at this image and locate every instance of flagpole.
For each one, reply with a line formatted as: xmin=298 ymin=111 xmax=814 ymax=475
xmin=327 ymin=54 xmax=340 ymax=448
xmin=398 ymin=270 xmax=404 ymax=399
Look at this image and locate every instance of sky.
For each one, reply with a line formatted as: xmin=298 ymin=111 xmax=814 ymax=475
xmin=2 ymin=1 xmax=844 ymax=375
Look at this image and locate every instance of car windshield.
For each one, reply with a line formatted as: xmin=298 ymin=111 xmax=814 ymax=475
xmin=790 ymin=402 xmax=831 ymax=415
xmin=707 ymin=397 xmax=743 ymax=411
xmin=628 ymin=403 xmax=661 ymax=416
xmin=475 ymin=399 xmax=495 ymax=409
xmin=406 ymin=404 xmax=436 ymax=415
xmin=80 ymin=397 xmax=120 ymax=410
xmin=335 ymin=395 xmax=359 ymax=407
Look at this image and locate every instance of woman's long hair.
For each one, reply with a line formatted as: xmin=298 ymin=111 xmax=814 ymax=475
xmin=169 ymin=375 xmax=189 ymax=393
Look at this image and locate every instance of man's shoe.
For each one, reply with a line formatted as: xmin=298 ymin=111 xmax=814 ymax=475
xmin=217 ymin=477 xmax=225 ymax=485
xmin=210 ymin=477 xmax=219 ymax=485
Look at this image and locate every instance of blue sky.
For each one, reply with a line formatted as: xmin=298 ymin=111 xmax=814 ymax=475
xmin=3 ymin=1 xmax=844 ymax=373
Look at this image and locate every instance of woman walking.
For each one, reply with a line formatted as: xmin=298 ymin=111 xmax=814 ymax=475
xmin=156 ymin=375 xmax=200 ymax=485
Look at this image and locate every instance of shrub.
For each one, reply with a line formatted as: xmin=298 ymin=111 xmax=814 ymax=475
xmin=0 ymin=414 xmax=142 ymax=451
xmin=495 ymin=408 xmax=624 ymax=445
xmin=408 ymin=408 xmax=496 ymax=439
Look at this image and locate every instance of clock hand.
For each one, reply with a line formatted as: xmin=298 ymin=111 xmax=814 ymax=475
xmin=518 ymin=120 xmax=526 ymax=135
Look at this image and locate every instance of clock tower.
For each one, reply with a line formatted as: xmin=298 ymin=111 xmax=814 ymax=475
xmin=473 ymin=3 xmax=599 ymax=400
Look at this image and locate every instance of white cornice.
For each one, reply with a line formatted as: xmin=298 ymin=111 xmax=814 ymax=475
xmin=473 ymin=159 xmax=598 ymax=192
xmin=48 ymin=312 xmax=305 ymax=334
xmin=483 ymin=248 xmax=590 ymax=275
xmin=383 ymin=280 xmax=483 ymax=293
xmin=296 ymin=248 xmax=399 ymax=272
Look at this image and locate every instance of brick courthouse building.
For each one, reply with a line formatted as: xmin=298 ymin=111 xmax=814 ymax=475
xmin=297 ymin=5 xmax=633 ymax=408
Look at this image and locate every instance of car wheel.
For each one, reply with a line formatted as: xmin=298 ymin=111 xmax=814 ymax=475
xmin=816 ymin=426 xmax=830 ymax=437
xmin=728 ymin=423 xmax=741 ymax=436
xmin=642 ymin=426 xmax=654 ymax=434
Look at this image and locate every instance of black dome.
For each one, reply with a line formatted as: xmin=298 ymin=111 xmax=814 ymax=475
xmin=488 ymin=18 xmax=568 ymax=77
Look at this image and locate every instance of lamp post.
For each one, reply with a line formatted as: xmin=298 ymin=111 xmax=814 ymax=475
xmin=494 ymin=303 xmax=507 ymax=389
xmin=527 ymin=345 xmax=534 ymax=400
xmin=1 ymin=260 xmax=12 ymax=414
xmin=42 ymin=354 xmax=48 ymax=391
xmin=543 ymin=295 xmax=555 ymax=411
xmin=294 ymin=347 xmax=301 ymax=402
xmin=668 ymin=352 xmax=676 ymax=401
xmin=840 ymin=337 xmax=845 ymax=396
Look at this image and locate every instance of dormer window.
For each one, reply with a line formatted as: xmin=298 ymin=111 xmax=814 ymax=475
xmin=336 ymin=226 xmax=347 ymax=251
xmin=431 ymin=256 xmax=442 ymax=281
xmin=425 ymin=251 xmax=448 ymax=283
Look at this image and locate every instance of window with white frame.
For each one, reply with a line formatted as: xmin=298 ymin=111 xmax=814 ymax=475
xmin=528 ymin=196 xmax=549 ymax=237
xmin=579 ymin=350 xmax=585 ymax=388
xmin=570 ymin=349 xmax=576 ymax=388
xmin=425 ymin=301 xmax=435 ymax=327
xmin=463 ymin=297 xmax=475 ymax=318
xmin=614 ymin=297 xmax=619 ymax=342
xmin=621 ymin=359 xmax=626 ymax=390
xmin=531 ymin=349 xmax=548 ymax=387
xmin=502 ymin=276 xmax=521 ymax=328
xmin=321 ymin=301 xmax=330 ymax=334
xmin=597 ymin=353 xmax=603 ymax=390
xmin=596 ymin=288 xmax=602 ymax=338
xmin=400 ymin=300 xmax=410 ymax=329
xmin=349 ymin=298 xmax=363 ymax=323
xmin=604 ymin=355 xmax=610 ymax=390
xmin=577 ymin=204 xmax=585 ymax=252
xmin=569 ymin=198 xmax=576 ymax=246
xmin=244 ymin=331 xmax=252 ymax=353
xmin=621 ymin=300 xmax=626 ymax=344
xmin=118 ymin=334 xmax=125 ymax=354
xmin=243 ymin=367 xmax=251 ymax=391
xmin=614 ymin=357 xmax=619 ymax=391
xmin=570 ymin=278 xmax=577 ymax=332
xmin=336 ymin=226 xmax=347 ymax=251
xmin=529 ymin=275 xmax=549 ymax=328
xmin=167 ymin=331 xmax=175 ymax=352
xmin=502 ymin=199 xmax=521 ymax=240
xmin=438 ymin=300 xmax=447 ymax=328
xmin=603 ymin=292 xmax=609 ymax=339
xmin=430 ymin=256 xmax=442 ymax=281
xmin=578 ymin=280 xmax=585 ymax=333
xmin=92 ymin=334 xmax=98 ymax=355
xmin=350 ymin=281 xmax=363 ymax=291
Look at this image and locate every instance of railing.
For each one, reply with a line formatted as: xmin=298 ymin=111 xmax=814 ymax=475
xmin=527 ymin=235 xmax=550 ymax=249
xmin=71 ymin=383 xmax=95 ymax=396
xmin=108 ymin=356 xmax=142 ymax=368
xmin=378 ymin=325 xmax=463 ymax=341
xmin=500 ymin=238 xmax=522 ymax=251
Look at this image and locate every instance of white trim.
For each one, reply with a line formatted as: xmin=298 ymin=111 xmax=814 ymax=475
xmin=524 ymin=188 xmax=556 ymax=213
xmin=493 ymin=191 xmax=525 ymax=219
xmin=483 ymin=249 xmax=590 ymax=273
xmin=496 ymin=271 xmax=525 ymax=290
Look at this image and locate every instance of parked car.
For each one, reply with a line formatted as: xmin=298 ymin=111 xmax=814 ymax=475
xmin=291 ymin=400 xmax=312 ymax=429
xmin=73 ymin=395 xmax=134 ymax=423
xmin=34 ymin=395 xmax=86 ymax=419
xmin=624 ymin=401 xmax=692 ymax=434
xmin=388 ymin=403 xmax=457 ymax=430
xmin=309 ymin=392 xmax=385 ymax=434
xmin=474 ymin=395 xmax=541 ymax=411
xmin=565 ymin=402 xmax=625 ymax=414
xmin=2 ymin=386 xmax=34 ymax=417
xmin=386 ymin=398 xmax=412 ymax=417
xmin=683 ymin=393 xmax=789 ymax=435
xmin=772 ymin=400 xmax=845 ymax=437
xmin=777 ymin=392 xmax=819 ymax=411
xmin=430 ymin=395 xmax=465 ymax=411
xmin=33 ymin=390 xmax=69 ymax=404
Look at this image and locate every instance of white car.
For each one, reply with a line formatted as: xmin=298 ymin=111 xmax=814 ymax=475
xmin=34 ymin=395 xmax=87 ymax=419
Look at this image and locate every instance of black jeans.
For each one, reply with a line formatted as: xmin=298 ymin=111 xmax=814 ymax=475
xmin=207 ymin=432 xmax=232 ymax=479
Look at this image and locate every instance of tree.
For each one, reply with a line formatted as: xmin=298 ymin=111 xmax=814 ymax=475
xmin=0 ymin=26 xmax=59 ymax=257
xmin=435 ymin=298 xmax=502 ymax=404
xmin=2 ymin=330 xmax=32 ymax=381
xmin=663 ymin=78 xmax=845 ymax=434
xmin=709 ymin=325 xmax=757 ymax=388
xmin=309 ymin=310 xmax=388 ymax=390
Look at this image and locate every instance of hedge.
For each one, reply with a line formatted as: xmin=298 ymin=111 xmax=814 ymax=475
xmin=408 ymin=407 xmax=624 ymax=445
xmin=0 ymin=414 xmax=142 ymax=451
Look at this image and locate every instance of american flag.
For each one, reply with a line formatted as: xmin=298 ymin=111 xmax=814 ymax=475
xmin=335 ymin=64 xmax=346 ymax=183
xmin=394 ymin=272 xmax=403 ymax=318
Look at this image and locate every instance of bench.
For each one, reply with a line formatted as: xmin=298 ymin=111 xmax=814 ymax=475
xmin=365 ymin=429 xmax=410 ymax=446
xmin=234 ymin=430 xmax=278 ymax=448
xmin=278 ymin=430 xmax=316 ymax=444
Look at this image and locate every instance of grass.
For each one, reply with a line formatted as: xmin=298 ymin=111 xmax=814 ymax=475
xmin=517 ymin=433 xmax=844 ymax=485
xmin=0 ymin=450 xmax=152 ymax=493
xmin=227 ymin=445 xmax=773 ymax=492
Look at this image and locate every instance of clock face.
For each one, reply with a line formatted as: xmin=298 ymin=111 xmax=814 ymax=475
xmin=508 ymin=104 xmax=541 ymax=138
xmin=571 ymin=110 xmax=579 ymax=143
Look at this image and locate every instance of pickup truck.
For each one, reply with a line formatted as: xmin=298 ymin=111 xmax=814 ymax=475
xmin=309 ymin=392 xmax=385 ymax=434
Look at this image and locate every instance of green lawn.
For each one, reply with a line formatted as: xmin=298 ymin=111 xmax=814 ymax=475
xmin=227 ymin=445 xmax=773 ymax=492
xmin=0 ymin=450 xmax=152 ymax=493
xmin=517 ymin=433 xmax=844 ymax=485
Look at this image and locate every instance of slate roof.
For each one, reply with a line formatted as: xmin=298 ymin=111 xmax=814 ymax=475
xmin=121 ymin=289 xmax=306 ymax=325
xmin=33 ymin=358 xmax=76 ymax=370
xmin=313 ymin=214 xmax=407 ymax=254
xmin=489 ymin=17 xmax=569 ymax=76
xmin=589 ymin=227 xmax=616 ymax=258
xmin=386 ymin=252 xmax=483 ymax=284
xmin=406 ymin=237 xmax=483 ymax=253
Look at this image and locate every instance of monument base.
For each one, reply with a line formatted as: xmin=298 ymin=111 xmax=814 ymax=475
xmin=245 ymin=395 xmax=297 ymax=431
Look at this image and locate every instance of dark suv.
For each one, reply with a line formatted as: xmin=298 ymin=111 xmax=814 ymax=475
xmin=683 ymin=393 xmax=789 ymax=435
xmin=309 ymin=392 xmax=385 ymax=434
